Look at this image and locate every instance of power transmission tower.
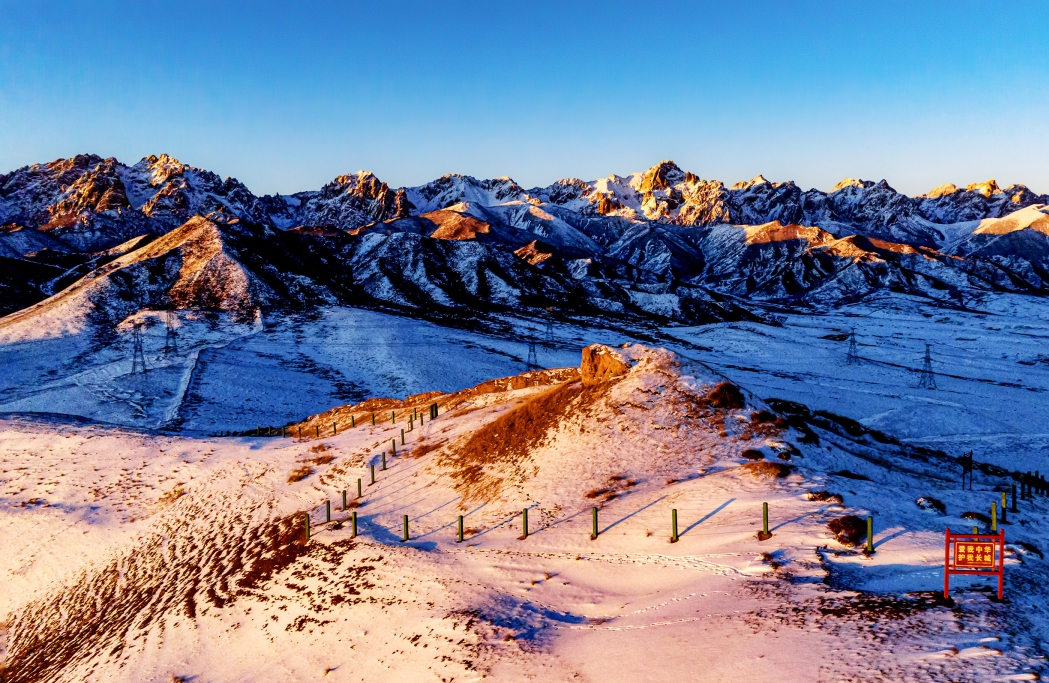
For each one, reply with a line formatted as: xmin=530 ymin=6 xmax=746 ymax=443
xmin=917 ymin=342 xmax=936 ymax=390
xmin=846 ymin=328 xmax=859 ymax=365
xmin=526 ymin=327 xmax=539 ymax=369
xmin=162 ymin=310 xmax=178 ymax=355
xmin=130 ymin=323 xmax=148 ymax=374
xmin=545 ymin=318 xmax=554 ymax=346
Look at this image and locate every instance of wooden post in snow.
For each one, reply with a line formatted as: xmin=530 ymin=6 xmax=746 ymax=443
xmin=351 ymin=511 xmax=358 ymax=538
xmin=591 ymin=507 xmax=598 ymax=540
xmin=457 ymin=515 xmax=464 ymax=543
xmin=671 ymin=509 xmax=679 ymax=543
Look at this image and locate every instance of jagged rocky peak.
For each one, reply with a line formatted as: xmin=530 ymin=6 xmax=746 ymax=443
xmin=966 ymin=179 xmax=1001 ymax=196
xmin=134 ymin=153 xmax=190 ymax=186
xmin=50 ymin=157 xmax=130 ymax=218
xmin=636 ymin=160 xmax=690 ymax=193
xmin=830 ymin=178 xmax=897 ymax=193
xmin=730 ymin=175 xmax=771 ymax=191
xmin=923 ymin=183 xmax=960 ymax=198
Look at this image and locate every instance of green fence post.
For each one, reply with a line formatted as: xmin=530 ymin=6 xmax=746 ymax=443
xmin=382 ymin=451 xmax=387 ymax=471
xmin=392 ymin=440 xmax=396 ymax=457
xmin=401 ymin=429 xmax=405 ymax=445
xmin=342 ymin=490 xmax=347 ymax=511
xmin=351 ymin=511 xmax=357 ymax=538
xmin=357 ymin=478 xmax=362 ymax=498
xmin=866 ymin=516 xmax=874 ymax=554
xmin=457 ymin=515 xmax=464 ymax=543
xmin=351 ymin=415 xmax=355 ymax=428
xmin=591 ymin=507 xmax=598 ymax=540
xmin=391 ymin=410 xmax=395 ymax=424
xmin=297 ymin=426 xmax=301 ymax=439
xmin=304 ymin=512 xmax=310 ymax=541
xmin=1001 ymin=491 xmax=1007 ymax=524
xmin=315 ymin=425 xmax=319 ymax=438
xmin=370 ymin=464 xmax=375 ymax=485
xmin=372 ymin=412 xmax=375 ymax=426
xmin=522 ymin=509 xmax=528 ymax=539
xmin=402 ymin=514 xmax=409 ymax=542
xmin=326 ymin=500 xmax=331 ymax=524
xmin=762 ymin=502 xmax=769 ymax=537
xmin=333 ymin=422 xmax=337 ymax=436
xmin=282 ymin=426 xmax=286 ymax=438
xmin=671 ymin=509 xmax=679 ymax=543
xmin=991 ymin=502 xmax=998 ymax=533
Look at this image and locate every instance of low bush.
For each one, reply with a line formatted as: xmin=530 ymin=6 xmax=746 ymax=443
xmin=741 ymin=461 xmax=793 ymax=479
xmin=708 ymin=382 xmax=745 ymax=410
xmin=828 ymin=515 xmax=867 ymax=547
xmin=287 ymin=465 xmax=314 ymax=483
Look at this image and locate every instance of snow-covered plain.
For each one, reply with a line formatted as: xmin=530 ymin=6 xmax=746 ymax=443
xmin=2 ymin=299 xmax=1049 ymax=681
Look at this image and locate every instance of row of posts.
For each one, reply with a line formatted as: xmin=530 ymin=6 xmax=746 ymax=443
xmin=255 ymin=403 xmax=439 ymax=439
xmin=304 ymin=486 xmax=1027 ymax=550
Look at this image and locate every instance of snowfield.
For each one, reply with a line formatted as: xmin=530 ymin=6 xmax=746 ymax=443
xmin=1 ymin=339 xmax=1047 ymax=682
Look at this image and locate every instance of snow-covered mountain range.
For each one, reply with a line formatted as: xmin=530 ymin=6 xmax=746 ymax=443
xmin=2 ymin=154 xmax=1048 ymax=323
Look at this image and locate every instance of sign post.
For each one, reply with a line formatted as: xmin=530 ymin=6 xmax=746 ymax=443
xmin=944 ymin=528 xmax=1005 ymax=600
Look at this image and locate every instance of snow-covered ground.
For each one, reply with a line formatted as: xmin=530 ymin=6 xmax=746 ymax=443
xmin=1 ymin=342 xmax=1046 ymax=681
xmin=664 ymin=292 xmax=1049 ymax=473
xmin=0 ymin=308 xmax=622 ymax=433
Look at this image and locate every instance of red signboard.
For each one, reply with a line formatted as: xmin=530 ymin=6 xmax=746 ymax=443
xmin=944 ymin=528 xmax=1004 ymax=600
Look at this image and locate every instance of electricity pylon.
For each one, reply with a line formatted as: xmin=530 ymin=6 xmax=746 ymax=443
xmin=917 ymin=343 xmax=936 ymax=390
xmin=846 ymin=329 xmax=859 ymax=365
xmin=131 ymin=323 xmax=147 ymax=374
xmin=162 ymin=310 xmax=178 ymax=355
xmin=526 ymin=327 xmax=539 ymax=369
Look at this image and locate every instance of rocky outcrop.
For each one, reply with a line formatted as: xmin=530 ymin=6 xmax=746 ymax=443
xmin=580 ymin=344 xmax=631 ymax=385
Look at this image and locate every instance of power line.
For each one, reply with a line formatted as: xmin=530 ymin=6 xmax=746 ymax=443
xmin=846 ymin=328 xmax=859 ymax=365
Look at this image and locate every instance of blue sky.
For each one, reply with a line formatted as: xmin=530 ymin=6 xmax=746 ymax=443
xmin=1 ymin=1 xmax=1046 ymax=195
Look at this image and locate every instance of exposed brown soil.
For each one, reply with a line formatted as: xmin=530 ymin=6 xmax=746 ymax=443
xmin=292 ymin=368 xmax=579 ymax=439
xmin=741 ymin=449 xmax=765 ymax=461
xmin=438 ymin=380 xmax=605 ymax=503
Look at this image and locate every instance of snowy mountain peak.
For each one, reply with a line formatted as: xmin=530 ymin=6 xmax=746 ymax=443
xmin=405 ymin=173 xmax=531 ymax=214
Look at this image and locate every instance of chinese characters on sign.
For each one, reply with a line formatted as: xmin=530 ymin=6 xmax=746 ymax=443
xmin=944 ymin=529 xmax=1004 ymax=600
xmin=954 ymin=542 xmax=995 ymax=568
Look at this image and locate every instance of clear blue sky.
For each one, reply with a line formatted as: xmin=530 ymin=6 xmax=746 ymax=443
xmin=1 ymin=1 xmax=1046 ymax=196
